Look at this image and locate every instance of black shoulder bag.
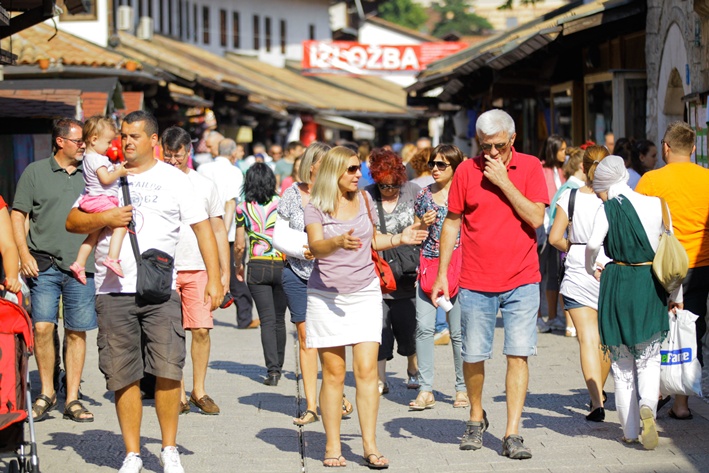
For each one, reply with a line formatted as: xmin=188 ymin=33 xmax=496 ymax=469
xmin=120 ymin=177 xmax=175 ymax=304
xmin=374 ymin=188 xmax=419 ymax=282
xmin=558 ymin=188 xmax=578 ymax=286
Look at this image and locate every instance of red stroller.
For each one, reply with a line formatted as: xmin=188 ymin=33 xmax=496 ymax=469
xmin=0 ymin=294 xmax=39 ymax=472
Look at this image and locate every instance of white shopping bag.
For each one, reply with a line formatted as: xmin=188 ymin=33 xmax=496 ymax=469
xmin=660 ymin=309 xmax=703 ymax=397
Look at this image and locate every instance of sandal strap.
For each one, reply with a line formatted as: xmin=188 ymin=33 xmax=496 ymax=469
xmin=65 ymin=400 xmax=92 ymax=416
xmin=34 ymin=393 xmax=55 ymax=407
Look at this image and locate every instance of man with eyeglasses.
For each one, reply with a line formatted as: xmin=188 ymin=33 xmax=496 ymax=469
xmin=12 ymin=118 xmax=113 ymax=424
xmin=162 ymin=126 xmax=230 ymax=417
xmin=431 ymin=109 xmax=548 ymax=459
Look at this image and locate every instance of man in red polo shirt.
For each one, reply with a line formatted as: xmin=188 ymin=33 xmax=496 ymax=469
xmin=431 ymin=109 xmax=548 ymax=459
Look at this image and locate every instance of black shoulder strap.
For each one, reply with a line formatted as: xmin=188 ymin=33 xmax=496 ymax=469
xmin=373 ymin=187 xmax=388 ymax=233
xmin=568 ymin=188 xmax=578 ymax=223
xmin=120 ymin=176 xmax=141 ymax=262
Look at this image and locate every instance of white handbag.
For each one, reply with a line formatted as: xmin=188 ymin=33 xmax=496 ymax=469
xmin=660 ymin=309 xmax=703 ymax=397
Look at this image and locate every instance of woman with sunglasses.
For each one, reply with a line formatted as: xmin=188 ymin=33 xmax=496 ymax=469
xmin=274 ymin=142 xmax=354 ymax=426
xmin=365 ymin=148 xmax=423 ymax=396
xmin=304 ymin=146 xmax=426 ymax=468
xmin=410 ymin=144 xmax=467 ymax=411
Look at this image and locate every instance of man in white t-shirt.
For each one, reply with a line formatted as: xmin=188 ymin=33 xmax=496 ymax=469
xmin=198 ymin=138 xmax=257 ymax=329
xmin=66 ymin=111 xmax=222 ymax=473
xmin=162 ymin=126 xmax=229 ymax=416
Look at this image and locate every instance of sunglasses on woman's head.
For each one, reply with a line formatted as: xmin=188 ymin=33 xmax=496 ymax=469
xmin=346 ymin=164 xmax=361 ymax=174
xmin=428 ymin=161 xmax=450 ymax=171
xmin=378 ymin=184 xmax=401 ymax=190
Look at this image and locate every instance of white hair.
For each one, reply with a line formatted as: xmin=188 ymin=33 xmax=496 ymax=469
xmin=476 ymin=109 xmax=515 ymax=138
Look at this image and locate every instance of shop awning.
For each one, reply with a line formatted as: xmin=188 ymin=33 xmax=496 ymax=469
xmin=314 ymin=115 xmax=376 ymax=140
xmin=408 ymin=0 xmax=642 ymax=98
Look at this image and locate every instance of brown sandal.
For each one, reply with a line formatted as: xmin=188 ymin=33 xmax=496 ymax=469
xmin=32 ymin=394 xmax=57 ymax=422
xmin=63 ymin=400 xmax=94 ymax=423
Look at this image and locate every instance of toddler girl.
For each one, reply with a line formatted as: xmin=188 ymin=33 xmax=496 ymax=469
xmin=69 ymin=116 xmax=130 ymax=284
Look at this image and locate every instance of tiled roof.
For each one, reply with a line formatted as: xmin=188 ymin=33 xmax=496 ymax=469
xmin=0 ymin=89 xmax=80 ymax=118
xmin=116 ymin=32 xmax=413 ymax=117
xmin=1 ymin=22 xmax=135 ymax=69
xmin=227 ymin=54 xmax=411 ymax=116
xmin=116 ymin=32 xmax=285 ymax=113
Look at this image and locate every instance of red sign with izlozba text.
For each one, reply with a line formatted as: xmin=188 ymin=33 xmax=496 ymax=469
xmin=302 ymin=41 xmax=468 ymax=75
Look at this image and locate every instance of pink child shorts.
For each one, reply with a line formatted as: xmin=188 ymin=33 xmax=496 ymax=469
xmin=78 ymin=194 xmax=119 ymax=213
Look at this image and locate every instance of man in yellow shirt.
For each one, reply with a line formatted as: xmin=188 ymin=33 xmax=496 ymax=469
xmin=636 ymin=121 xmax=709 ymax=421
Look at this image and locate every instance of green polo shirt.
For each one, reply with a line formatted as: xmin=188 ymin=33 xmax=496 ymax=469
xmin=12 ymin=156 xmax=95 ymax=273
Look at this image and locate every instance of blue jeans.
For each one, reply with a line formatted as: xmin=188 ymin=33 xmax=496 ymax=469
xmin=458 ymin=283 xmax=539 ymax=363
xmin=281 ymin=265 xmax=307 ymax=324
xmin=27 ymin=264 xmax=97 ymax=331
xmin=415 ymin=286 xmax=464 ymax=393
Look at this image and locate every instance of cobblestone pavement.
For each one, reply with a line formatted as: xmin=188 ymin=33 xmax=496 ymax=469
xmin=11 ymin=307 xmax=709 ymax=473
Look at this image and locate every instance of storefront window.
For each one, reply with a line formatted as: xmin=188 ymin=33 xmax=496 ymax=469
xmin=584 ymin=72 xmax=646 ymax=144
xmin=585 ymin=79 xmax=612 ymax=144
xmin=551 ymin=86 xmax=573 ymax=140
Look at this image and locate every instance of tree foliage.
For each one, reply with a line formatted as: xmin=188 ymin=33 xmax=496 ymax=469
xmin=498 ymin=0 xmax=543 ymax=10
xmin=377 ymin=0 xmax=428 ymax=31
xmin=431 ymin=0 xmax=493 ymax=37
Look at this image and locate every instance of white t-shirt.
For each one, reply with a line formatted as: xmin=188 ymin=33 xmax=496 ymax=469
xmin=556 ymin=188 xmax=610 ymax=310
xmin=83 ymin=151 xmax=118 ymax=197
xmin=197 ymin=156 xmax=243 ymax=242
xmin=94 ymin=161 xmax=207 ymax=294
xmin=175 ymin=170 xmax=223 ymax=271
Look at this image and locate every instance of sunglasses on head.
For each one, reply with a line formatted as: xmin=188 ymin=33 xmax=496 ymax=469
xmin=378 ymin=184 xmax=401 ymax=190
xmin=428 ymin=160 xmax=450 ymax=171
xmin=480 ymin=141 xmax=510 ymax=152
xmin=346 ymin=164 xmax=361 ymax=174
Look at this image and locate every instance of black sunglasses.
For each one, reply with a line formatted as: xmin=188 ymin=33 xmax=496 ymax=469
xmin=346 ymin=164 xmax=361 ymax=174
xmin=378 ymin=184 xmax=401 ymax=190
xmin=428 ymin=161 xmax=450 ymax=171
xmin=480 ymin=141 xmax=510 ymax=152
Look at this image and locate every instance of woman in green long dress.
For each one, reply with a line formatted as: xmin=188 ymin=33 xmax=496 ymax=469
xmin=585 ymin=156 xmax=682 ymax=450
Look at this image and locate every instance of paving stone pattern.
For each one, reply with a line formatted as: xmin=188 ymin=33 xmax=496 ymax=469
xmin=15 ymin=307 xmax=709 ymax=473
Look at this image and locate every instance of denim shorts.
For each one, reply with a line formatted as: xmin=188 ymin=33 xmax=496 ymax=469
xmin=458 ymin=283 xmax=539 ymax=363
xmin=27 ymin=264 xmax=97 ymax=331
xmin=561 ymin=294 xmax=584 ymax=310
xmin=282 ymin=265 xmax=307 ymax=324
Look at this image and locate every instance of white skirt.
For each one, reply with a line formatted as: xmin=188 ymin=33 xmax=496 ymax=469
xmin=306 ymin=278 xmax=383 ymax=348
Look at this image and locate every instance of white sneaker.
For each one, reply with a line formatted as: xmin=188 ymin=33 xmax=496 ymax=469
xmin=118 ymin=453 xmax=143 ymax=473
xmin=536 ymin=318 xmax=551 ymax=333
xmin=160 ymin=446 xmax=185 ymax=473
xmin=549 ymin=317 xmax=565 ymax=331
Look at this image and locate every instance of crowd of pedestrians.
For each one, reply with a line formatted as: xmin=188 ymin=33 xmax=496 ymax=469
xmin=0 ymin=108 xmax=707 ymax=472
